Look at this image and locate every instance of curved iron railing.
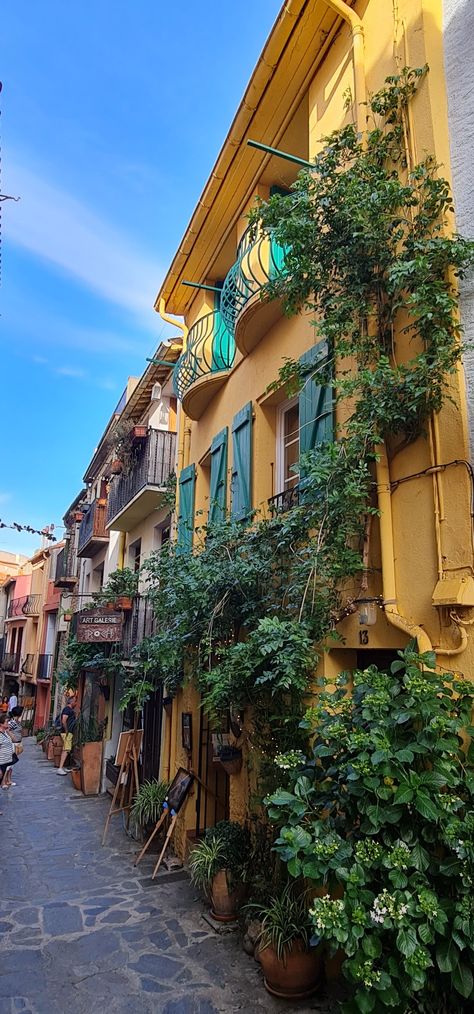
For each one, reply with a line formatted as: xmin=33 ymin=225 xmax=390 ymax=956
xmin=220 ymin=226 xmax=288 ymax=334
xmin=173 ymin=311 xmax=235 ymax=402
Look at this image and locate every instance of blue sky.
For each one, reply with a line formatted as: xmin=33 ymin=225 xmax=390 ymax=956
xmin=1 ymin=0 xmax=281 ymax=556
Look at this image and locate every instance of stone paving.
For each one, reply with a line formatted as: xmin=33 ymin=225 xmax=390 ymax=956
xmin=0 ymin=739 xmax=338 ymax=1014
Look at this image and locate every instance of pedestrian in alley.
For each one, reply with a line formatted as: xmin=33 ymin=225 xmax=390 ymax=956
xmin=0 ymin=712 xmax=14 ymax=807
xmin=2 ymin=705 xmax=24 ymax=789
xmin=0 ymin=696 xmax=8 ymax=714
xmin=8 ymin=687 xmax=18 ymax=712
xmin=57 ymin=692 xmax=77 ymax=776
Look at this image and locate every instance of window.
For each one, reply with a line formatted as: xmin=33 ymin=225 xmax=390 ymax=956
xmin=129 ymin=539 xmax=141 ymax=573
xmin=277 ymin=397 xmax=300 ymax=494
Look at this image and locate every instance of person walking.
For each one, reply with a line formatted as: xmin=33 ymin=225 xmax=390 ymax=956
xmin=8 ymin=688 xmax=18 ymax=712
xmin=0 ymin=696 xmax=8 ymax=714
xmin=57 ymin=693 xmax=77 ymax=776
xmin=0 ymin=713 xmax=14 ymax=808
xmin=2 ymin=706 xmax=24 ymax=788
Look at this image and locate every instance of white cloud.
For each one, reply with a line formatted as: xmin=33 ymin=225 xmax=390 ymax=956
xmin=55 ymin=365 xmax=87 ymax=378
xmin=3 ymin=160 xmax=163 ymax=316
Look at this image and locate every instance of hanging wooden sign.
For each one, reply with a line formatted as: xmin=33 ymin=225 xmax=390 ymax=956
xmin=77 ymin=609 xmax=123 ymax=643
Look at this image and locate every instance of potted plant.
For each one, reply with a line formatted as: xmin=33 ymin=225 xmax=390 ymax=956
xmin=73 ymin=511 xmax=84 ymax=523
xmin=110 ymin=459 xmax=123 ymax=475
xmin=94 ymin=567 xmax=139 ymax=612
xmin=35 ymin=727 xmax=46 ymax=745
xmin=247 ymin=883 xmax=322 ymax=999
xmin=131 ymin=425 xmax=147 ymax=442
xmin=213 ymin=743 xmax=242 ymax=775
xmin=130 ymin=779 xmax=170 ymax=841
xmin=189 ymin=820 xmax=251 ymax=922
xmin=74 ymin=713 xmax=105 ymax=795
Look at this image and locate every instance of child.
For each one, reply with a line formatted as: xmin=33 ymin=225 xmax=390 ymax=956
xmin=0 ymin=713 xmax=14 ymax=803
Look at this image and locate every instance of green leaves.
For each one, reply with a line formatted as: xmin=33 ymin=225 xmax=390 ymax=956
xmin=397 ymin=926 xmax=418 ymax=957
xmin=452 ymin=961 xmax=474 ymax=999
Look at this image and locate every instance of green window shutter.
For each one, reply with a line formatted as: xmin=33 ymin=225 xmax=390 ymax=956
xmin=177 ymin=463 xmax=196 ymax=554
xmin=299 ymin=341 xmax=333 ymax=457
xmin=209 ymin=428 xmax=228 ymax=525
xmin=231 ymin=402 xmax=252 ymax=520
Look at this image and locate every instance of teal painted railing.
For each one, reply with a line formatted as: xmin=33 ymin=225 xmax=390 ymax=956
xmin=220 ymin=226 xmax=288 ymax=334
xmin=173 ymin=311 xmax=236 ymax=402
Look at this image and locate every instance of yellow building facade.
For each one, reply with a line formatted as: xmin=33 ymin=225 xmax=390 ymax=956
xmin=154 ymin=0 xmax=474 ymax=851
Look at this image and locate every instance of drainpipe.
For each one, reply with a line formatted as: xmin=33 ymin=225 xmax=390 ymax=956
xmin=376 ymin=442 xmax=433 ymax=654
xmin=118 ymin=531 xmax=126 ymax=570
xmin=325 ymin=0 xmax=367 ymax=136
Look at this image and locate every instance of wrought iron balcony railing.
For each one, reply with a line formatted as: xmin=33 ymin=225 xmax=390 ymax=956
xmin=221 ymin=226 xmax=288 ymax=335
xmin=121 ymin=595 xmax=156 ymax=660
xmin=21 ymin=653 xmax=35 ymax=675
xmin=22 ymin=594 xmax=41 ymax=616
xmin=107 ymin=428 xmax=177 ymax=526
xmin=268 ymin=484 xmax=301 ymax=514
xmin=54 ymin=545 xmax=78 ymax=588
xmin=173 ymin=311 xmax=236 ymax=402
xmin=37 ymin=654 xmax=53 ymax=680
xmin=78 ymin=499 xmax=109 ymax=557
xmin=1 ymin=652 xmax=21 ymax=673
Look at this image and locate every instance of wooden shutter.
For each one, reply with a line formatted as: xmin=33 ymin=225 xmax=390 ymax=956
xmin=177 ymin=463 xmax=196 ymax=554
xmin=231 ymin=402 xmax=252 ymax=520
xmin=299 ymin=341 xmax=333 ymax=457
xmin=209 ymin=428 xmax=228 ymax=525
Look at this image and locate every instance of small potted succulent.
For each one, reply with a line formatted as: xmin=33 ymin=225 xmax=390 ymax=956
xmin=189 ymin=820 xmax=251 ymax=922
xmin=246 ymin=883 xmax=321 ymax=999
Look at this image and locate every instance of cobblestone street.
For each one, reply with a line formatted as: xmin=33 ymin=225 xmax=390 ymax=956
xmin=0 ymin=740 xmax=337 ymax=1014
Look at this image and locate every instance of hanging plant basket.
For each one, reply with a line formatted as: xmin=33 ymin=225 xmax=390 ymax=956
xmin=213 ymin=746 xmax=242 ymax=775
xmin=63 ymin=611 xmax=73 ymax=622
xmin=74 ymin=511 xmax=84 ymax=523
xmin=110 ymin=459 xmax=123 ymax=475
xmin=131 ymin=425 xmax=147 ymax=442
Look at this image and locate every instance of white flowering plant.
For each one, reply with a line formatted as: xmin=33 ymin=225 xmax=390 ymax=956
xmin=265 ymin=645 xmax=474 ymax=1012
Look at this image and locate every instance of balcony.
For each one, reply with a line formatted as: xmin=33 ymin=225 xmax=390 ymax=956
xmin=54 ymin=545 xmax=78 ymax=589
xmin=121 ymin=595 xmax=155 ymax=660
xmin=1 ymin=652 xmax=21 ymax=673
xmin=268 ymin=484 xmax=300 ymax=514
xmin=173 ymin=311 xmax=235 ymax=420
xmin=77 ymin=499 xmax=109 ymax=558
xmin=21 ymin=653 xmax=35 ymax=676
xmin=37 ymin=654 xmax=53 ymax=680
xmin=221 ymin=226 xmax=287 ymax=356
xmin=107 ymin=428 xmax=177 ymax=532
xmin=6 ymin=594 xmax=42 ymax=619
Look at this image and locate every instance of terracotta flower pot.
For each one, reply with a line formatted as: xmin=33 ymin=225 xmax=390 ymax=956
xmin=70 ymin=767 xmax=81 ymax=791
xmin=80 ymin=741 xmax=103 ymax=795
xmin=74 ymin=511 xmax=84 ymax=523
xmin=210 ymin=870 xmax=245 ymax=922
xmin=131 ymin=425 xmax=147 ymax=441
xmin=257 ymin=939 xmax=322 ymax=999
xmin=115 ymin=596 xmax=133 ymax=611
xmin=110 ymin=459 xmax=123 ymax=475
xmin=52 ymin=736 xmax=63 ymax=768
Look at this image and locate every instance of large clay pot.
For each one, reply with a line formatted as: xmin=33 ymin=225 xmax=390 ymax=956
xmin=257 ymin=939 xmax=322 ymax=999
xmin=70 ymin=767 xmax=81 ymax=791
xmin=210 ymin=870 xmax=244 ymax=922
xmin=80 ymin=741 xmax=103 ymax=795
xmin=52 ymin=736 xmax=63 ymax=767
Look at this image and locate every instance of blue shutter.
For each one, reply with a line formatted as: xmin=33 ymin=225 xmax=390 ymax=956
xmin=231 ymin=403 xmax=252 ymax=520
xmin=177 ymin=463 xmax=196 ymax=554
xmin=299 ymin=342 xmax=333 ymax=457
xmin=209 ymin=428 xmax=228 ymax=525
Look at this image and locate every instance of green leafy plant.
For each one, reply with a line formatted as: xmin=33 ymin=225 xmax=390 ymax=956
xmin=265 ymin=645 xmax=474 ymax=1012
xmin=189 ymin=820 xmax=251 ymax=894
xmin=245 ymin=882 xmax=314 ymax=962
xmin=73 ymin=712 xmax=105 ymax=746
xmin=94 ymin=567 xmax=139 ymax=605
xmin=129 ymin=779 xmax=170 ymax=829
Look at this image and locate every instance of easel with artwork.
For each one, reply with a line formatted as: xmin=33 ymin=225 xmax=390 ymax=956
xmin=134 ymin=767 xmax=195 ymax=878
xmin=102 ymin=728 xmax=143 ymax=845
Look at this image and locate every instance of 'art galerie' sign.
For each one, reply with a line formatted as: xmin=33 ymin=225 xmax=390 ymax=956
xmin=77 ymin=609 xmax=123 ymax=643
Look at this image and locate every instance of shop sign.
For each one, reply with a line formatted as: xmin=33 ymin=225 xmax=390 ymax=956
xmin=77 ymin=609 xmax=123 ymax=643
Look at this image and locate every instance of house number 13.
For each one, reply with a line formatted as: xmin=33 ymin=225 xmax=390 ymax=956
xmin=359 ymin=629 xmax=369 ymax=645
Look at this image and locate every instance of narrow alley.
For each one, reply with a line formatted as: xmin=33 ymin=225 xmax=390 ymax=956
xmin=0 ymin=741 xmax=335 ymax=1014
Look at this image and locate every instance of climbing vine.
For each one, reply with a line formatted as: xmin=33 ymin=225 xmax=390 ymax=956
xmin=124 ymin=68 xmax=472 ymax=777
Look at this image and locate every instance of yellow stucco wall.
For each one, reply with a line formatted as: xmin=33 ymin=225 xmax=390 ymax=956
xmin=166 ymin=0 xmax=474 ymax=847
